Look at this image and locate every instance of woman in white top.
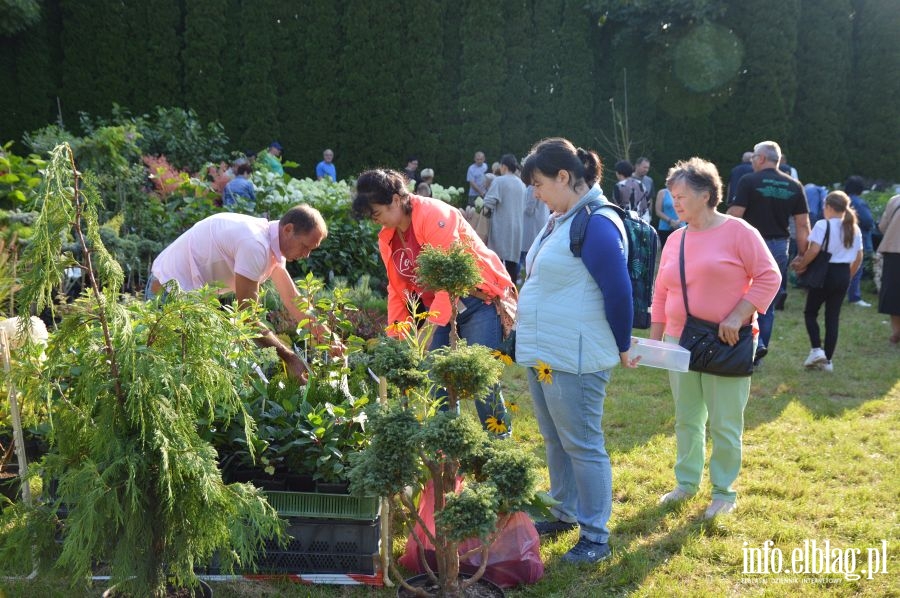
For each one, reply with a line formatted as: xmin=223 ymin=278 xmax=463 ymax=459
xmin=791 ymin=191 xmax=863 ymax=372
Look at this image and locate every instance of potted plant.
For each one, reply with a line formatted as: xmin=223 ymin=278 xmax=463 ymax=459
xmin=0 ymin=144 xmax=283 ymax=597
xmin=348 ymin=242 xmax=540 ymax=598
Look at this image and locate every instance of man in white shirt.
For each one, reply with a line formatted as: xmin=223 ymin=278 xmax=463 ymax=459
xmin=148 ymin=205 xmax=328 ymax=380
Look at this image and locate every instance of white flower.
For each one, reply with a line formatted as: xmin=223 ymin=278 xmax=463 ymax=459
xmin=0 ymin=316 xmax=49 ymax=349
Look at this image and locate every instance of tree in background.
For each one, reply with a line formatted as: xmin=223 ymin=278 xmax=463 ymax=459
xmin=501 ymin=0 xmax=536 ymax=161
xmin=182 ymin=0 xmax=228 ymax=125
xmin=847 ymin=0 xmax=900 ymax=179
xmin=338 ymin=0 xmax=408 ymax=169
xmin=788 ymin=0 xmax=852 ymax=184
xmin=59 ymin=0 xmax=132 ymax=122
xmin=710 ymin=0 xmax=801 ymax=168
xmin=232 ymin=0 xmax=281 ymax=152
xmin=276 ymin=2 xmax=342 ymax=175
xmin=2 ymin=0 xmax=900 ymax=184
xmin=457 ymin=0 xmax=506 ymax=171
xmin=0 ymin=2 xmax=60 ymax=142
xmin=0 ymin=0 xmax=41 ymax=36
xmin=556 ymin=0 xmax=595 ymax=147
xmin=399 ymin=0 xmax=444 ymax=174
xmin=127 ymin=0 xmax=182 ymax=114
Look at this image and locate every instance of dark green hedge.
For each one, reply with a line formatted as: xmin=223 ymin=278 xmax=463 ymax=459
xmin=1 ymin=0 xmax=898 ymax=187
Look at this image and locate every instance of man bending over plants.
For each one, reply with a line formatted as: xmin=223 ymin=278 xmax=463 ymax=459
xmin=147 ymin=204 xmax=330 ymax=380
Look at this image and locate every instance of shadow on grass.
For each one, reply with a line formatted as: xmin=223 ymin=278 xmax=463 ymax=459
xmin=515 ymin=500 xmax=717 ymax=597
xmin=741 ymin=290 xmax=898 ymax=430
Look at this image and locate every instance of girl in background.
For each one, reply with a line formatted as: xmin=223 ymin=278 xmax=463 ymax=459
xmin=792 ymin=191 xmax=863 ymax=371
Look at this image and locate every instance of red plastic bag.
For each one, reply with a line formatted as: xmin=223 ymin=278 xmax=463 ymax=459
xmin=398 ymin=479 xmax=544 ymax=588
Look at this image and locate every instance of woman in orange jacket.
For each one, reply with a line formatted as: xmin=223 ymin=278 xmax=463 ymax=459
xmin=352 ymin=168 xmax=514 ymax=434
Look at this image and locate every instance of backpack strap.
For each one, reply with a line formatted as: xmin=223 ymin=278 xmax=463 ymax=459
xmin=569 ymin=199 xmax=628 ymax=258
xmin=569 ymin=199 xmax=603 ymax=257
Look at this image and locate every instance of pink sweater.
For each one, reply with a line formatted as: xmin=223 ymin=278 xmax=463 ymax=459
xmin=651 ymin=217 xmax=781 ymax=338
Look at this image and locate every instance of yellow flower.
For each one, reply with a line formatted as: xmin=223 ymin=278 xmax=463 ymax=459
xmin=491 ymin=349 xmax=513 ymax=366
xmin=485 ymin=416 xmax=508 ymax=435
xmin=535 ymin=360 xmax=553 ymax=384
xmin=386 ymin=320 xmax=413 ymax=336
xmin=508 ymin=402 xmax=519 ymax=414
xmin=414 ymin=309 xmax=441 ymax=321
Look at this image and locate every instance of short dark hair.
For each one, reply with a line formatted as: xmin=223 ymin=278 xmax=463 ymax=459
xmin=666 ymin=157 xmax=723 ymax=208
xmin=500 ymin=153 xmax=519 ymax=173
xmin=521 ymin=137 xmax=602 ymax=189
xmin=235 ymin=163 xmax=252 ymax=176
xmin=614 ymin=160 xmax=635 ymax=177
xmin=352 ymin=169 xmax=411 ymax=219
xmin=844 ymin=175 xmax=865 ymax=195
xmin=279 ymin=204 xmax=326 ymax=235
xmin=635 ymin=156 xmax=650 ymax=166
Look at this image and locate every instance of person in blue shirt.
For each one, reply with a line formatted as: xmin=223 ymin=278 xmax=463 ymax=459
xmin=222 ymin=163 xmax=256 ymax=208
xmin=803 ymin=183 xmax=827 ymax=226
xmin=315 ymin=149 xmax=337 ymax=181
xmin=844 ymin=176 xmax=875 ymax=306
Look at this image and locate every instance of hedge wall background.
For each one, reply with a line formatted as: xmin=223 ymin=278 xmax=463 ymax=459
xmin=1 ymin=0 xmax=899 ymax=189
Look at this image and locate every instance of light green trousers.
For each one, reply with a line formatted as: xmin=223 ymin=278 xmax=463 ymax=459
xmin=665 ymin=336 xmax=753 ymax=502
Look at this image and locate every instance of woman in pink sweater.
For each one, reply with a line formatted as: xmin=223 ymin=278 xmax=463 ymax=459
xmin=649 ymin=157 xmax=780 ymax=519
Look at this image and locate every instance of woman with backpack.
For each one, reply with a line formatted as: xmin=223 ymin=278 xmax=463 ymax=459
xmin=791 ymin=191 xmax=863 ymax=371
xmin=516 ymin=137 xmax=638 ymax=564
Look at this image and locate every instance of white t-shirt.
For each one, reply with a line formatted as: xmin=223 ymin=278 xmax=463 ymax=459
xmin=151 ymin=213 xmax=285 ymax=292
xmin=809 ymin=217 xmax=862 ymax=264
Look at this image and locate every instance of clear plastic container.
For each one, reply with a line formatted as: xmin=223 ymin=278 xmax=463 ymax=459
xmin=630 ymin=337 xmax=690 ymax=372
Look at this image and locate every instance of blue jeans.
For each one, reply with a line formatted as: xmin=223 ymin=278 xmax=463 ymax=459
xmin=429 ymin=295 xmax=510 ymax=432
xmin=758 ymin=238 xmax=789 ymax=350
xmin=144 ymin=273 xmax=167 ymax=302
xmin=847 ymin=232 xmax=873 ymax=303
xmin=527 ymin=367 xmax=612 ymax=544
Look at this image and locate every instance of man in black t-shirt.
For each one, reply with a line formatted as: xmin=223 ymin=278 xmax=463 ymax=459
xmin=727 ymin=140 xmax=810 ymax=366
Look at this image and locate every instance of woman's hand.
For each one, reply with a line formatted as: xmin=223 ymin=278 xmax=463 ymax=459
xmin=620 ymin=350 xmax=641 ymax=368
xmin=718 ymin=313 xmax=745 ymax=346
xmin=718 ymin=299 xmax=757 ymax=346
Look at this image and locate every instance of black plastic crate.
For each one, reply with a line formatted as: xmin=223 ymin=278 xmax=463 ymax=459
xmin=222 ymin=517 xmax=381 ymax=575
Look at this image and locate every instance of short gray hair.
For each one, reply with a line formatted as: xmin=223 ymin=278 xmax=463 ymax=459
xmin=753 ymin=141 xmax=782 ymax=164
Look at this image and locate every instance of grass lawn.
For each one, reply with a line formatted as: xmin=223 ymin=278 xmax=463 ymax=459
xmin=2 ymin=286 xmax=897 ymax=597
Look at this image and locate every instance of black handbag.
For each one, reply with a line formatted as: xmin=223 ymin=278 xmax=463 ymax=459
xmin=677 ymin=231 xmax=754 ymax=377
xmin=796 ymin=222 xmax=831 ymax=289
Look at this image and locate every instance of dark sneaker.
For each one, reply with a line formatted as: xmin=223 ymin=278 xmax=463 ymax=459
xmin=561 ymin=537 xmax=611 ymax=564
xmin=533 ymin=518 xmax=578 ymax=537
xmin=754 ymin=344 xmax=768 ymax=364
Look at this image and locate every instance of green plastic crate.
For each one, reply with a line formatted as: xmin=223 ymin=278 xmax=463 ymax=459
xmin=265 ymin=490 xmax=380 ymax=520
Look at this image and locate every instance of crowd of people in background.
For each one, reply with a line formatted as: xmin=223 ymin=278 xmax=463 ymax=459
xmin=231 ymin=137 xmax=896 ymax=350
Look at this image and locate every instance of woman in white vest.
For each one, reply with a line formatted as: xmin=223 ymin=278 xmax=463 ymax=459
xmin=517 ymin=138 xmax=638 ymax=564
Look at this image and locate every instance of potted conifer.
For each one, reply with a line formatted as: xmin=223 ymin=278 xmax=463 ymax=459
xmin=348 ymin=242 xmax=539 ymax=598
xmin=0 ymin=144 xmax=282 ymax=597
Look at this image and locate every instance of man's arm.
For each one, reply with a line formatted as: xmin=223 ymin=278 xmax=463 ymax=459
xmin=726 ymin=205 xmax=746 ymax=218
xmin=794 ymin=213 xmax=811 ymax=255
xmin=235 ymin=272 xmax=308 ymax=381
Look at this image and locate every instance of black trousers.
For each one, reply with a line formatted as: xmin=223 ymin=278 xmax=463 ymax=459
xmin=804 ymin=262 xmax=851 ymax=360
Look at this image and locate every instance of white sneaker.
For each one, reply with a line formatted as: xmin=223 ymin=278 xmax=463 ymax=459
xmin=851 ymin=299 xmax=872 ymax=307
xmin=821 ymin=360 xmax=833 ymax=372
xmin=659 ymin=487 xmax=693 ymax=505
xmin=803 ymin=348 xmax=827 ymax=369
xmin=704 ymin=499 xmax=737 ymax=519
